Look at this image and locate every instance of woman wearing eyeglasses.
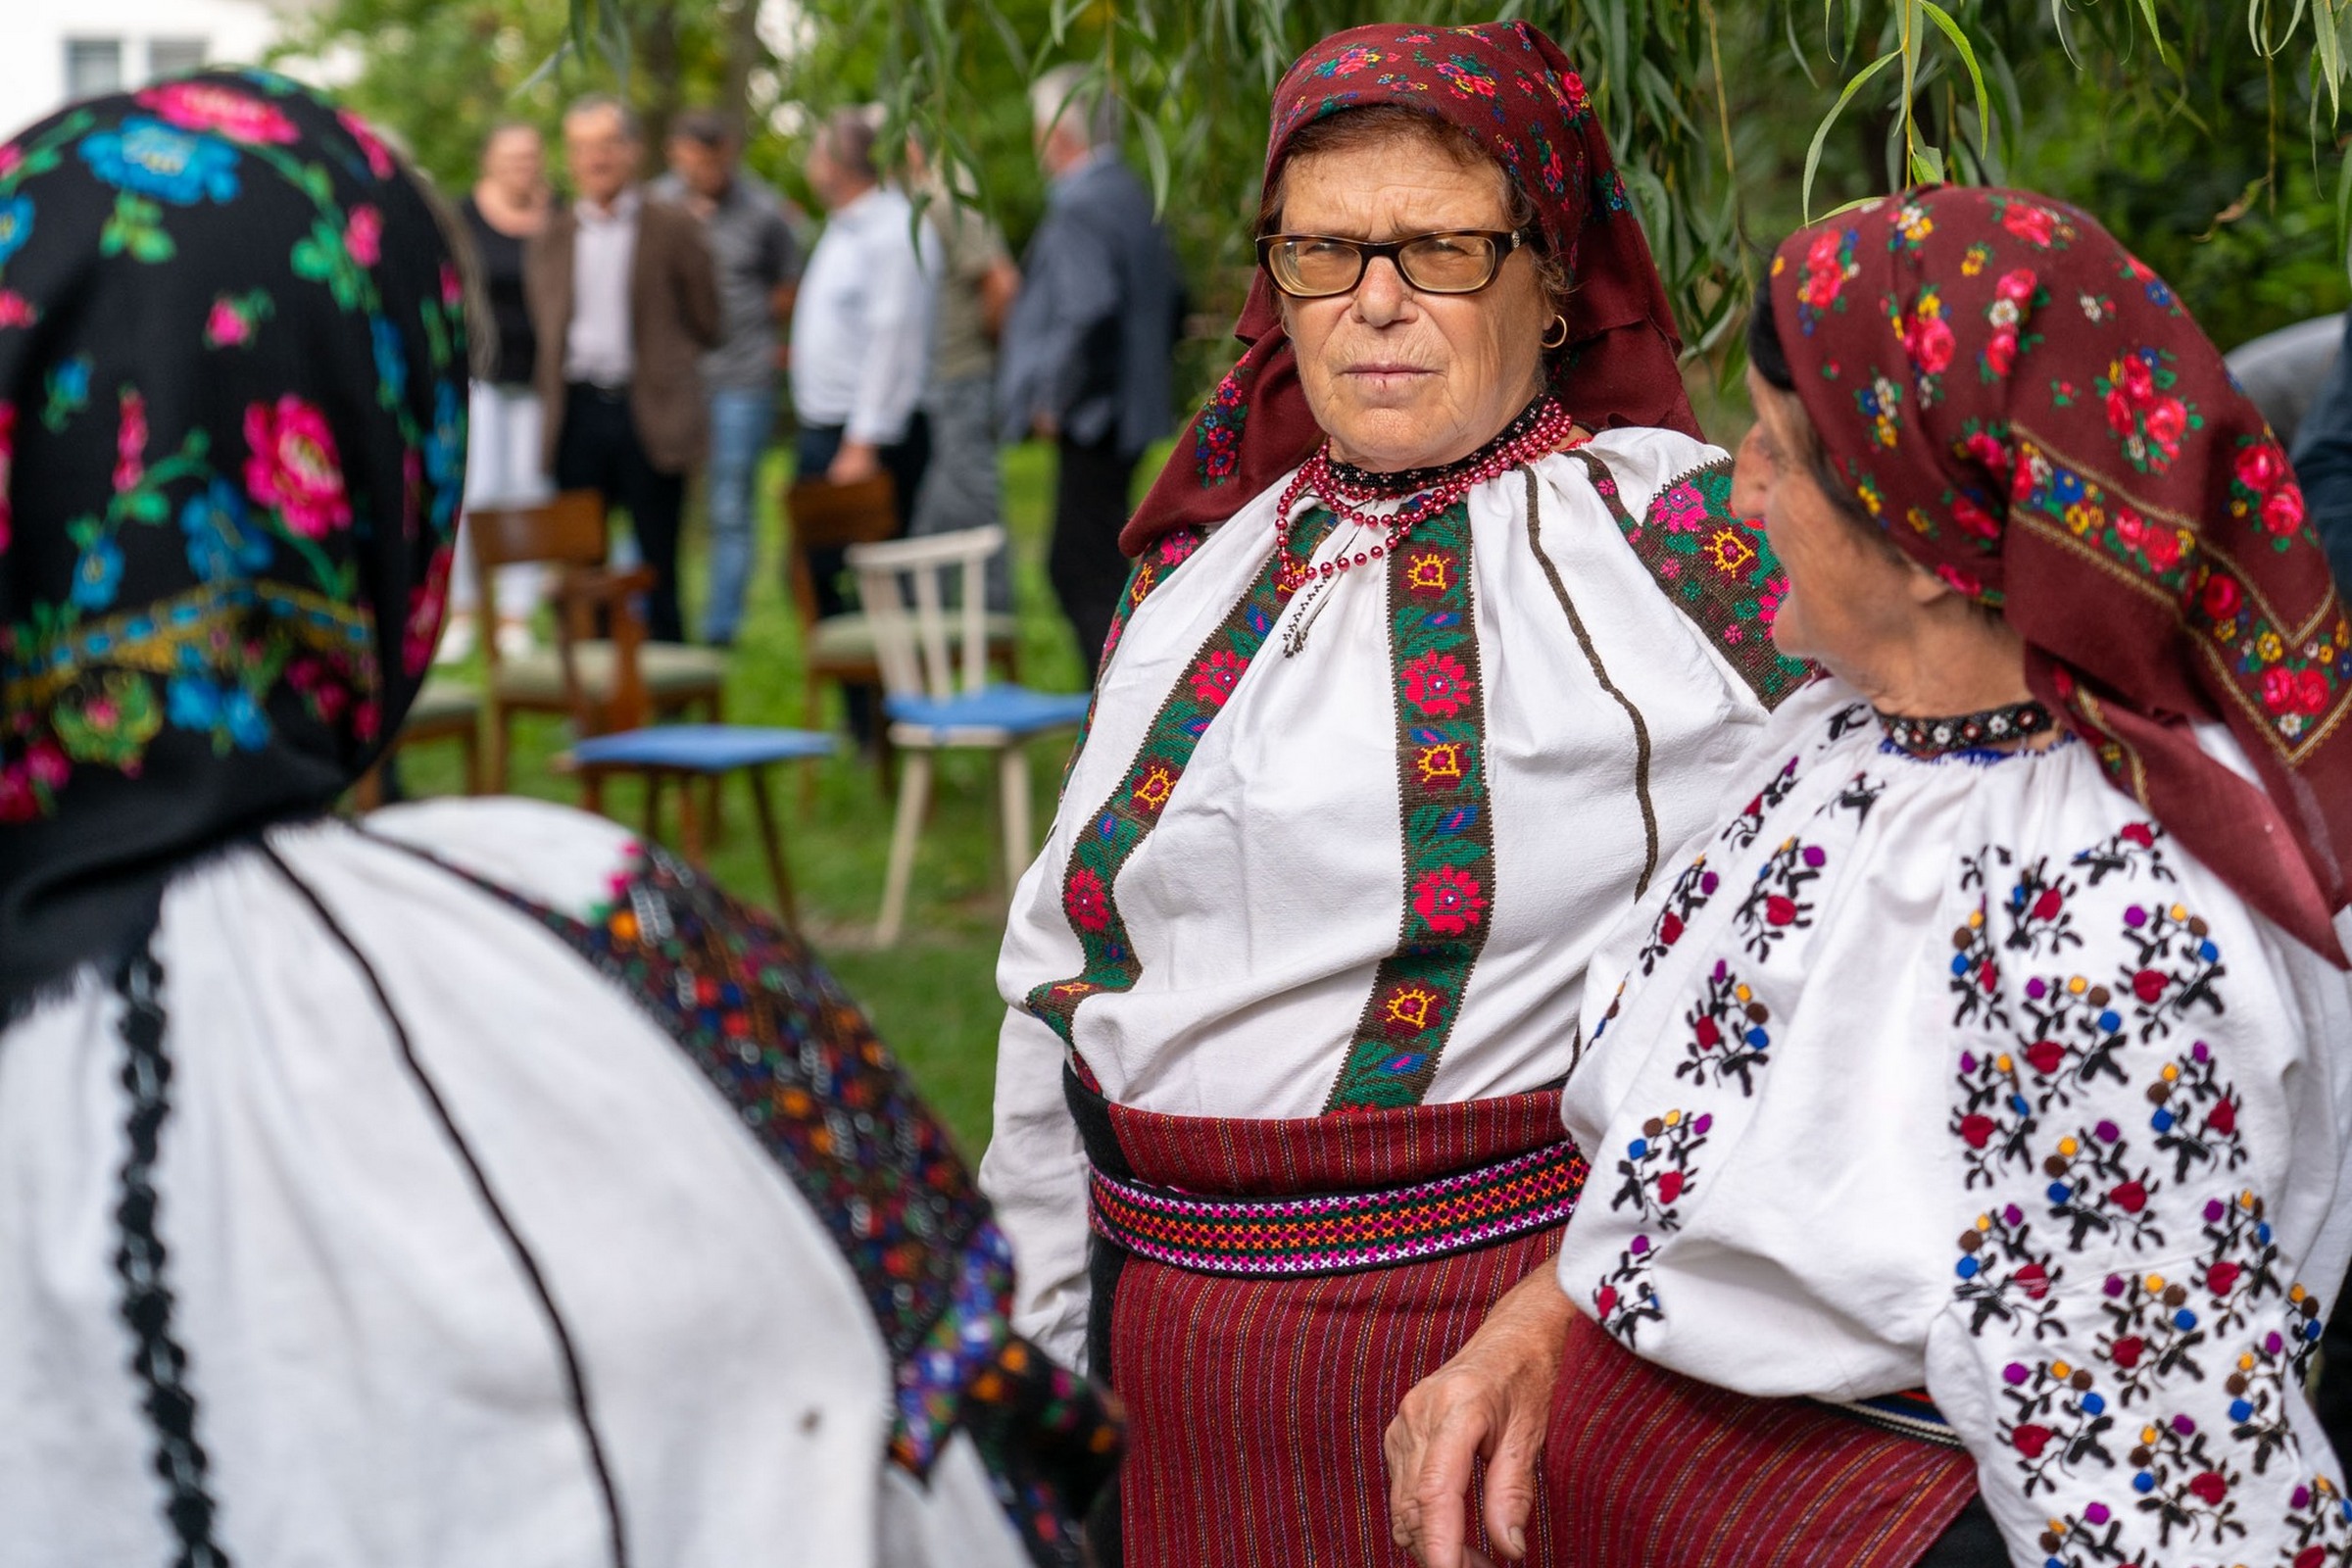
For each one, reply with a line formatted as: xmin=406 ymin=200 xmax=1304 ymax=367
xmin=980 ymin=24 xmax=1806 ymax=1566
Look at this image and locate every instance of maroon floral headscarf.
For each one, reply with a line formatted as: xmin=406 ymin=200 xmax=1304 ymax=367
xmin=1121 ymin=20 xmax=1696 ymax=555
xmin=1769 ymin=185 xmax=2352 ymax=963
xmin=0 ymin=74 xmax=466 ymax=1004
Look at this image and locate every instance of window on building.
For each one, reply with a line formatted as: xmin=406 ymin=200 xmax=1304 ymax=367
xmin=65 ymin=38 xmax=124 ymax=102
xmin=147 ymin=38 xmax=210 ymax=82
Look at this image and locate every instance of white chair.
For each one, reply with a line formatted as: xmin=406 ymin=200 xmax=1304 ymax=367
xmin=847 ymin=525 xmax=1093 ymax=946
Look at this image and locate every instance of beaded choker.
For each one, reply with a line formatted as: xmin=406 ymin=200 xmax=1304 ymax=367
xmin=1272 ymin=394 xmax=1579 ymax=613
xmin=1877 ymin=699 xmax=2056 ymax=759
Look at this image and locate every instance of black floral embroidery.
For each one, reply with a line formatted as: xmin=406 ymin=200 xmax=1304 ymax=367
xmin=2116 ymin=898 xmax=2228 ymax=1043
xmin=1718 ymin=754 xmax=1801 ymax=854
xmin=1952 ymin=845 xmax=2015 ymax=1029
xmin=2072 ymin=820 xmax=2176 ymax=888
xmin=2279 ymin=1474 xmax=2352 ymax=1566
xmin=2095 ymin=1268 xmax=2210 ymax=1405
xmin=2195 ymin=1190 xmax=2287 ymax=1338
xmin=1592 ymin=1243 xmax=1665 ymax=1347
xmin=1732 ymin=836 xmax=1827 ymax=960
xmin=2001 ymin=856 xmax=2087 ymax=957
xmin=1999 ymin=1357 xmax=2119 ymax=1496
xmin=1954 ymin=1041 xmax=2038 ymax=1190
xmin=2014 ymin=972 xmax=2132 ymax=1113
xmin=1675 ymin=956 xmax=1772 ymax=1096
xmin=2041 ymin=1119 xmax=2166 ymax=1253
xmin=2148 ymin=1040 xmax=2249 ymax=1183
xmin=1825 ymin=701 xmax=1873 ymax=742
xmin=1958 ymin=1202 xmax=2068 ymax=1338
xmin=1607 ymin=1107 xmax=1711 ymax=1229
xmin=1636 ymin=855 xmax=1720 ymax=977
xmin=2034 ymin=1505 xmax=2130 ymax=1568
xmin=1817 ymin=769 xmax=1887 ymax=822
xmin=2128 ymin=1412 xmax=2248 ymax=1548
xmin=2225 ymin=1324 xmax=2305 ymax=1477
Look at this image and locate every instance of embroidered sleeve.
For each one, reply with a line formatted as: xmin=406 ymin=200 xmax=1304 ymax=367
xmin=1568 ymin=448 xmax=1812 ymax=709
xmin=1925 ymin=820 xmax=2349 ymax=1568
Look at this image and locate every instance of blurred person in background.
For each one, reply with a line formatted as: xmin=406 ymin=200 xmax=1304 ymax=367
xmin=657 ymin=108 xmax=801 ymax=649
xmin=906 ymin=136 xmax=1020 ymax=612
xmin=996 ymin=64 xmax=1185 ymax=676
xmin=2285 ymin=311 xmax=2352 ymax=592
xmin=442 ymin=119 xmax=555 ymax=664
xmin=790 ymin=107 xmax=934 ymax=615
xmin=526 ymin=94 xmax=718 ymax=645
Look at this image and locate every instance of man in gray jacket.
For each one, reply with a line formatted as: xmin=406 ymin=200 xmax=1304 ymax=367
xmin=997 ymin=67 xmax=1186 ymax=675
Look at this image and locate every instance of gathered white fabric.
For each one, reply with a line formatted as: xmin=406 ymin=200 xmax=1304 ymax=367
xmin=1558 ymin=678 xmax=2352 ymax=1568
xmin=0 ymin=798 xmax=1022 ymax=1568
xmin=982 ymin=427 xmax=1778 ymax=1367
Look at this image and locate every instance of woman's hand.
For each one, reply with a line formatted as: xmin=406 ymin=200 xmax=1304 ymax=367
xmin=1384 ymin=1264 xmax=1574 ymax=1568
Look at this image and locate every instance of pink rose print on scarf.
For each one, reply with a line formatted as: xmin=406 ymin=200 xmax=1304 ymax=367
xmin=113 ymin=389 xmax=146 ymax=493
xmin=338 ymin=109 xmax=397 ymax=179
xmin=243 ymin=395 xmax=353 ymax=537
xmin=136 ymin=82 xmax=299 ymax=146
xmin=344 ymin=205 xmax=382 ymax=268
xmin=0 ymin=739 xmax=71 ymax=823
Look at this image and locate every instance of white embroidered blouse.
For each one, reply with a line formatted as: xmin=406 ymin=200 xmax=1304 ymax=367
xmin=982 ymin=427 xmax=1802 ymax=1368
xmin=1556 ymin=678 xmax=2352 ymax=1568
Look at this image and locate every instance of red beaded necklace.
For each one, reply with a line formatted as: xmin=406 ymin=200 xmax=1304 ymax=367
xmin=1271 ymin=394 xmax=1582 ymax=599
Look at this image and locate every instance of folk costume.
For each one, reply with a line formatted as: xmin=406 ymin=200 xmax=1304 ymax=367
xmin=1556 ymin=186 xmax=2352 ymax=1568
xmin=0 ymin=79 xmax=1113 ymax=1567
xmin=982 ymin=23 xmax=1805 ymax=1566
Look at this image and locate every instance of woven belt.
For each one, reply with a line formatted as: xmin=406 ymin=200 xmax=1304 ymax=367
xmin=1086 ymin=1138 xmax=1589 ymax=1278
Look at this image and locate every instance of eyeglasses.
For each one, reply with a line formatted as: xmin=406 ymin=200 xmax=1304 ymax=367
xmin=1254 ymin=226 xmax=1542 ymax=298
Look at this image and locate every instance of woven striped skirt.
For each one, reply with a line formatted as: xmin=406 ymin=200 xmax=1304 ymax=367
xmin=1544 ymin=1310 xmax=1983 ymax=1567
xmin=1069 ymin=1068 xmax=1584 ymax=1568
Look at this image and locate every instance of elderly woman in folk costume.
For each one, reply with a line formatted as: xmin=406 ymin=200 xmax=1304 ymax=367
xmin=979 ymin=21 xmax=1807 ymax=1566
xmin=1392 ymin=185 xmax=2352 ymax=1568
xmin=0 ymin=77 xmax=1116 ymax=1566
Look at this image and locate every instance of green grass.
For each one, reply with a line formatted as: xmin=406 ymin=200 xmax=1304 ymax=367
xmin=396 ymin=439 xmax=1147 ymax=1157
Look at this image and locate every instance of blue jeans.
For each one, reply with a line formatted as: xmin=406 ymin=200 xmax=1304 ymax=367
xmin=702 ymin=387 xmax=776 ymax=645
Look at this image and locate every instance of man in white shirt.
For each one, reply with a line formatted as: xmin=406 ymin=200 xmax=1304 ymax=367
xmin=790 ymin=109 xmax=933 ymax=579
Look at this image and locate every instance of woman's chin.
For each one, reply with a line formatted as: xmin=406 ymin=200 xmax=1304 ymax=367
xmin=1321 ymin=407 xmax=1481 ymax=472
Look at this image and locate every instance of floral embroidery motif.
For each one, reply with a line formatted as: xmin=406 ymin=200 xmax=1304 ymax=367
xmin=1059 ymin=523 xmax=1206 ymax=790
xmin=1571 ymin=452 xmax=1809 ymax=707
xmin=1730 ymin=835 xmax=1826 ymax=960
xmin=1326 ymin=501 xmax=1494 ymax=1111
xmin=1031 ymin=517 xmax=1331 ymax=1046
xmin=1675 ymin=956 xmax=1771 ymax=1096
xmin=1635 ymin=853 xmax=1719 ymax=975
xmin=1193 ymin=367 xmax=1249 ymax=488
xmin=1591 ymin=1107 xmax=1709 ymax=1346
xmin=1794 ymin=223 xmax=1861 ymax=335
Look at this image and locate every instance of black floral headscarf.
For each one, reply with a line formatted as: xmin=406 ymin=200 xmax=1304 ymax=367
xmin=0 ymin=74 xmax=466 ymax=1006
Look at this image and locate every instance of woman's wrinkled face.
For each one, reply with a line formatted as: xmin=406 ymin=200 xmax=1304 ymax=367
xmin=1275 ymin=136 xmax=1551 ymax=471
xmin=1732 ymin=370 xmax=1926 ymax=681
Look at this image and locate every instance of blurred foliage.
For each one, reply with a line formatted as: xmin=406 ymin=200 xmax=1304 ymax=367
xmin=287 ymin=0 xmax=2352 ymax=405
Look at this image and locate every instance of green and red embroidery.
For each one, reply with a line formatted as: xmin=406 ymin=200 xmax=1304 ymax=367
xmin=1323 ymin=501 xmax=1494 ymax=1111
xmin=1028 ymin=516 xmax=1331 ymax=1045
xmin=1573 ymin=451 xmax=1810 ymax=708
xmin=1058 ymin=524 xmax=1206 ymax=795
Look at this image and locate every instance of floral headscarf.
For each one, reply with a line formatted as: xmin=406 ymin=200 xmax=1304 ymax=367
xmin=0 ymin=74 xmax=466 ymax=1006
xmin=1769 ymin=185 xmax=2352 ymax=963
xmin=1121 ymin=20 xmax=1697 ymax=554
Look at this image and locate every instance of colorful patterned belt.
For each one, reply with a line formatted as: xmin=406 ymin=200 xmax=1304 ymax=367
xmin=1086 ymin=1137 xmax=1590 ymax=1278
xmin=1817 ymin=1390 xmax=1964 ymax=1449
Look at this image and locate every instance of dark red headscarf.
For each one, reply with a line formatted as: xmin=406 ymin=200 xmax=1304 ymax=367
xmin=1121 ymin=21 xmax=1696 ymax=555
xmin=1769 ymin=185 xmax=2352 ymax=964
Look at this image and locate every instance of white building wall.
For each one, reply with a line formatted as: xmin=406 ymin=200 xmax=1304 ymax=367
xmin=0 ymin=2 xmax=293 ymax=142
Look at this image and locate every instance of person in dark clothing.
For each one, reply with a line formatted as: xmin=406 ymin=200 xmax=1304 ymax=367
xmin=997 ymin=67 xmax=1186 ymax=676
xmin=523 ymin=95 xmax=719 ymax=645
xmin=2287 ymin=311 xmax=2352 ymax=592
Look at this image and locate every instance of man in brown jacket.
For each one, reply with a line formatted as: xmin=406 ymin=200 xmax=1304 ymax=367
xmin=526 ymin=94 xmax=719 ymax=644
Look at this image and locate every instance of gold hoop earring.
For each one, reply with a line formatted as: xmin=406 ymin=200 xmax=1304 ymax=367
xmin=1541 ymin=314 xmax=1570 ymax=351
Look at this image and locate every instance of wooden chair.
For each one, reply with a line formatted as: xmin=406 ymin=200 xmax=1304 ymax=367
xmin=545 ymin=554 xmax=833 ymax=929
xmin=471 ymin=490 xmax=728 ymax=792
xmin=847 ymin=525 xmax=1094 ymax=946
xmin=349 ymin=676 xmax=481 ymax=811
xmin=786 ymin=474 xmax=1022 ymax=792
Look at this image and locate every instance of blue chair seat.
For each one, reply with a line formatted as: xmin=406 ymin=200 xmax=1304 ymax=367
xmin=570 ymin=723 xmax=837 ymax=773
xmin=883 ymin=684 xmax=1094 ymax=742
